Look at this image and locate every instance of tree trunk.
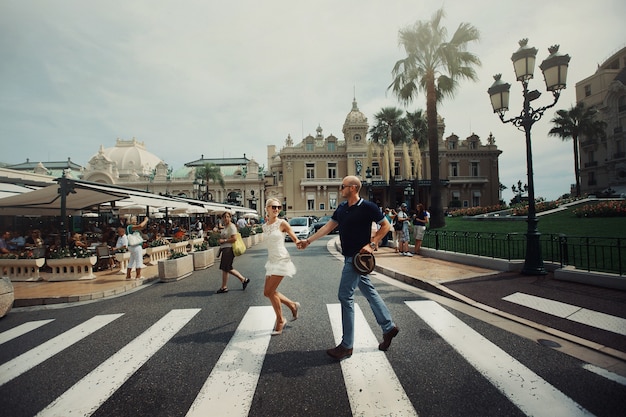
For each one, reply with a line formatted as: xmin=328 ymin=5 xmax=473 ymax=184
xmin=572 ymin=135 xmax=581 ymax=197
xmin=426 ymin=76 xmax=445 ymax=229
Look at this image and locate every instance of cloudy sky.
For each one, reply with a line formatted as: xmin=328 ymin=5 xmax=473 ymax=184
xmin=1 ymin=0 xmax=624 ymax=202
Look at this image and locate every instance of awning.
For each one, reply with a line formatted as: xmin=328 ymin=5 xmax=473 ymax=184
xmin=0 ymin=178 xmax=192 ymax=216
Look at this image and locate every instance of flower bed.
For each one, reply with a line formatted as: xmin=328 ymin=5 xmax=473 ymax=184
xmin=158 ymin=253 xmax=193 ymax=282
xmin=572 ymin=200 xmax=626 ymax=218
xmin=0 ymin=258 xmax=46 ymax=282
xmin=46 ymin=256 xmax=97 ymax=281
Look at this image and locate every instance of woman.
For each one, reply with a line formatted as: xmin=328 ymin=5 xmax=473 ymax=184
xmin=126 ymin=216 xmax=149 ymax=280
xmin=411 ymin=203 xmax=429 ymax=255
xmin=69 ymin=233 xmax=88 ymax=250
xmin=216 ymin=212 xmax=250 ymax=294
xmin=397 ymin=203 xmax=412 ymax=256
xmin=263 ymin=198 xmax=301 ymax=336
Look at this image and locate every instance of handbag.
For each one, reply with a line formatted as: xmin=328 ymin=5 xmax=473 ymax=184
xmin=393 ymin=220 xmax=403 ymax=231
xmin=127 ymin=231 xmax=143 ymax=246
xmin=232 ymin=233 xmax=246 ymax=256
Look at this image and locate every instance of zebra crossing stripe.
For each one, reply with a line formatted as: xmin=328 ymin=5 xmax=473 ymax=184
xmin=186 ymin=306 xmax=275 ymax=417
xmin=503 ymin=292 xmax=626 ymax=336
xmin=0 ymin=319 xmax=55 ymax=345
xmin=326 ymin=303 xmax=418 ymax=417
xmin=37 ymin=309 xmax=200 ymax=417
xmin=0 ymin=314 xmax=123 ymax=387
xmin=406 ymin=300 xmax=593 ymax=417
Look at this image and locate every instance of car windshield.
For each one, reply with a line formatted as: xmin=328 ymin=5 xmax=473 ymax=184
xmin=289 ymin=218 xmax=307 ymax=226
xmin=319 ymin=216 xmax=332 ymax=222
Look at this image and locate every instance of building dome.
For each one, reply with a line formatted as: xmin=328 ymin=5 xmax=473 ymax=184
xmin=344 ymin=98 xmax=368 ymax=126
xmin=98 ymin=138 xmax=163 ymax=177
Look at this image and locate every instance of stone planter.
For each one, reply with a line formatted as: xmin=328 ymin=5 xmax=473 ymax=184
xmin=192 ymin=248 xmax=214 ymax=270
xmin=0 ymin=277 xmax=14 ymax=317
xmin=45 ymin=256 xmax=97 ymax=281
xmin=188 ymin=238 xmax=205 ymax=252
xmin=114 ymin=252 xmax=131 ymax=273
xmin=158 ymin=255 xmax=194 ymax=282
xmin=169 ymin=241 xmax=188 ymax=255
xmin=0 ymin=258 xmax=46 ymax=281
xmin=146 ymin=245 xmax=169 ymax=265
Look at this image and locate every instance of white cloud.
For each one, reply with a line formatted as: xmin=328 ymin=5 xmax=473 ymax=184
xmin=1 ymin=0 xmax=624 ymax=201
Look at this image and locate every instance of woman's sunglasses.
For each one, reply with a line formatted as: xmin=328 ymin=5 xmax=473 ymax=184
xmin=270 ymin=205 xmax=282 ymax=210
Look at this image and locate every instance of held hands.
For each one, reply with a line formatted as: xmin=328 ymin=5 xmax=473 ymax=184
xmin=296 ymin=239 xmax=310 ymax=250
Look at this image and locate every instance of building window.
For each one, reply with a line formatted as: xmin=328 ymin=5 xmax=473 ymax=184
xmin=472 ymin=191 xmax=481 ymax=207
xmin=319 ymin=203 xmax=325 ymax=210
xmin=328 ymin=142 xmax=336 ymax=152
xmin=307 ymin=199 xmax=315 ymax=210
xmin=306 ymin=163 xmax=315 ymax=179
xmin=394 ymin=160 xmax=400 ymax=177
xmin=450 ymin=162 xmax=459 ymax=177
xmin=471 ymin=162 xmax=479 ymax=177
xmin=329 ymin=194 xmax=338 ymax=209
xmin=448 ymin=141 xmax=456 ymax=150
xmin=588 ymin=171 xmax=596 ymax=186
xmin=327 ymin=162 xmax=337 ymax=179
xmin=306 ymin=142 xmax=314 ymax=151
xmin=469 ymin=141 xmax=477 ymax=149
xmin=588 ymin=150 xmax=595 ymax=163
xmin=619 ymin=96 xmax=626 ymax=113
xmin=584 ymin=85 xmax=591 ymax=97
xmin=372 ymin=162 xmax=380 ymax=176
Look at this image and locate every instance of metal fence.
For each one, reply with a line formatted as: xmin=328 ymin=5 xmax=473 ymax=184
xmin=422 ymin=230 xmax=625 ymax=276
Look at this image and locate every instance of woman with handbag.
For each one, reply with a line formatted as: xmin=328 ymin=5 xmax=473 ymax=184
xmin=126 ymin=216 xmax=148 ymax=280
xmin=262 ymin=198 xmax=301 ymax=336
xmin=216 ymin=211 xmax=250 ymax=294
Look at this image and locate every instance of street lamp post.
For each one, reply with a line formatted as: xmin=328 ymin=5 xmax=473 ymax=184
xmin=488 ymin=38 xmax=570 ymax=275
xmin=403 ymin=184 xmax=414 ymax=208
xmin=365 ymin=167 xmax=373 ymax=201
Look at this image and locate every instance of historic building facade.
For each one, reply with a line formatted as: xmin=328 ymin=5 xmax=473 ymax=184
xmin=575 ymin=46 xmax=626 ymax=196
xmin=265 ymin=99 xmax=502 ymax=218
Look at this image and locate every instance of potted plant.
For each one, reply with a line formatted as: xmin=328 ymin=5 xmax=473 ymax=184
xmin=0 ymin=250 xmax=46 ymax=282
xmin=146 ymin=238 xmax=169 ymax=265
xmin=239 ymin=226 xmax=253 ymax=248
xmin=169 ymin=237 xmax=188 ymax=255
xmin=113 ymin=247 xmax=130 ymax=272
xmin=158 ymin=251 xmax=193 ymax=282
xmin=191 ymin=241 xmax=214 ymax=270
xmin=0 ymin=276 xmax=13 ymax=318
xmin=46 ymin=246 xmax=97 ymax=281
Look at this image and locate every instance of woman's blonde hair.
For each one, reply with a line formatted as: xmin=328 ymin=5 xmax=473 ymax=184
xmin=265 ymin=198 xmax=281 ymax=208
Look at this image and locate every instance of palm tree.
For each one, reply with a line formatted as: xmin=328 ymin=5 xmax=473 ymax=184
xmin=405 ymin=109 xmax=428 ymax=200
xmin=389 ymin=8 xmax=480 ymax=228
xmin=368 ymin=107 xmax=411 ymax=206
xmin=195 ymin=163 xmax=225 ymax=201
xmin=548 ymin=102 xmax=607 ymax=197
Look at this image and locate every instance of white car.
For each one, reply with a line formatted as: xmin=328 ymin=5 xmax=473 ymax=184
xmin=285 ymin=217 xmax=314 ymax=242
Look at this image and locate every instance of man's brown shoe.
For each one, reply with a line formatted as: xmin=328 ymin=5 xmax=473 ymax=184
xmin=326 ymin=344 xmax=353 ymax=360
xmin=378 ymin=326 xmax=399 ymax=351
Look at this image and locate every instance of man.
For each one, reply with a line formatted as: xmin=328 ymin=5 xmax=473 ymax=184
xmin=0 ymin=231 xmax=11 ymax=254
xmin=298 ymin=175 xmax=399 ymax=360
xmin=236 ymin=216 xmax=247 ymax=229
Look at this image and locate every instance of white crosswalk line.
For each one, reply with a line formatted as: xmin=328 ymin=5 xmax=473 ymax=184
xmin=0 ymin=314 xmax=123 ymax=387
xmin=503 ymin=292 xmax=626 ymax=336
xmin=327 ymin=303 xmax=418 ymax=417
xmin=186 ymin=306 xmax=275 ymax=417
xmin=0 ymin=319 xmax=55 ymax=345
xmin=406 ymin=300 xmax=593 ymax=417
xmin=37 ymin=309 xmax=200 ymax=417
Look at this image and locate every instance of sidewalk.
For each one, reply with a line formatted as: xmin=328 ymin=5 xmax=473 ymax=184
xmin=372 ymin=246 xmax=626 ymax=364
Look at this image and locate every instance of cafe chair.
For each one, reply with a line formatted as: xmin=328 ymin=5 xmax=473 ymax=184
xmin=95 ymin=245 xmax=115 ymax=271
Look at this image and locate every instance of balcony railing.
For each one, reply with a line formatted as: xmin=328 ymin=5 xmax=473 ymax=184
xmin=423 ymin=231 xmax=625 ymax=276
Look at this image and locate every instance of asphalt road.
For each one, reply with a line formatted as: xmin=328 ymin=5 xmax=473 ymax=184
xmin=1 ymin=237 xmax=624 ymax=417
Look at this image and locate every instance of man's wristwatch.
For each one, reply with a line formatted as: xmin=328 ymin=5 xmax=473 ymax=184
xmin=369 ymin=242 xmax=377 ymax=249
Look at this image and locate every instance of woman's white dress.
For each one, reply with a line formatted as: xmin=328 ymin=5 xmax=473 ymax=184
xmin=262 ymin=220 xmax=297 ymax=277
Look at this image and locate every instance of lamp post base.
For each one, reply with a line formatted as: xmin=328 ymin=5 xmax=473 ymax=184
xmin=522 ymin=228 xmax=547 ymax=275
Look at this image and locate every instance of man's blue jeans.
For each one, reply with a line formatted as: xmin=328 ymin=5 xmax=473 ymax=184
xmin=338 ymin=257 xmax=395 ymax=349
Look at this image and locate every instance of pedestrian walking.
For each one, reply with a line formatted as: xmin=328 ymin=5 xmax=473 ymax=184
xmin=298 ymin=175 xmax=399 ymax=360
xmin=262 ymin=198 xmax=301 ymax=335
xmin=216 ymin=211 xmax=250 ymax=293
xmin=397 ymin=203 xmax=412 ymax=256
xmin=411 ymin=203 xmax=429 ymax=255
xmin=126 ymin=216 xmax=148 ymax=279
